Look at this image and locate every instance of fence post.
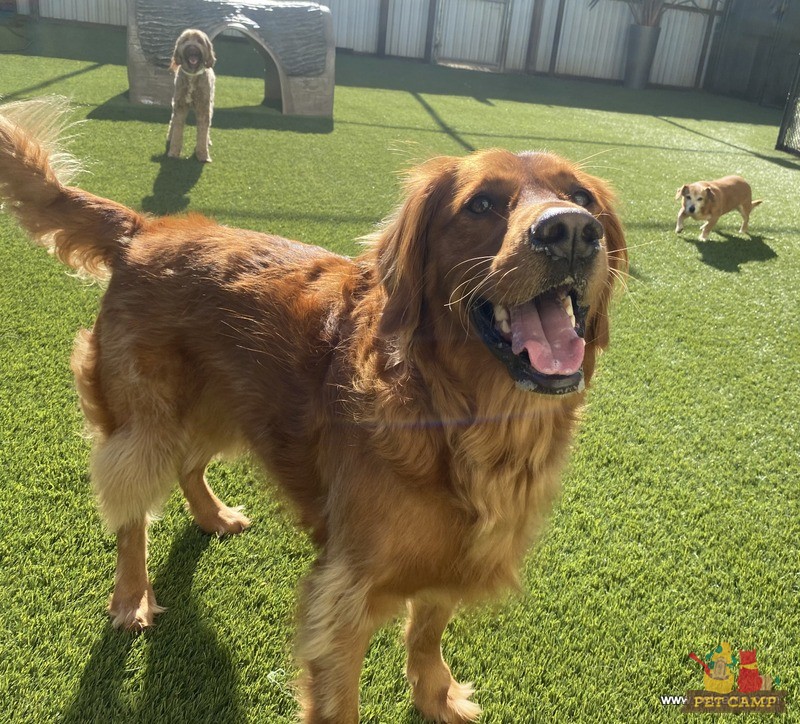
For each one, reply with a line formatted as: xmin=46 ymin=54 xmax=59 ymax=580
xmin=424 ymin=0 xmax=438 ymax=62
xmin=377 ymin=0 xmax=389 ymax=57
xmin=694 ymin=0 xmax=719 ymax=89
xmin=525 ymin=0 xmax=545 ymax=73
xmin=548 ymin=0 xmax=567 ymax=75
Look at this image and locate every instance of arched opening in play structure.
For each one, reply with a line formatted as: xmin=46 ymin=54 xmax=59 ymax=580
xmin=211 ymin=24 xmax=285 ymax=112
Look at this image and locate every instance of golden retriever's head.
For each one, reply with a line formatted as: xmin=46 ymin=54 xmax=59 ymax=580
xmin=676 ymin=182 xmax=712 ymax=217
xmin=376 ymin=149 xmax=627 ymax=396
xmin=171 ymin=29 xmax=216 ymax=73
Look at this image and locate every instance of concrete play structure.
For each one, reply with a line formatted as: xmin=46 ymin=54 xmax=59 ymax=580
xmin=126 ymin=0 xmax=334 ymax=117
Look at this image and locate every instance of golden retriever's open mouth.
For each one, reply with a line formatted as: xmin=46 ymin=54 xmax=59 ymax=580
xmin=470 ymin=286 xmax=587 ymax=395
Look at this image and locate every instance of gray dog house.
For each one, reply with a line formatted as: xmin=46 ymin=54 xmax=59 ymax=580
xmin=127 ymin=0 xmax=334 ymax=117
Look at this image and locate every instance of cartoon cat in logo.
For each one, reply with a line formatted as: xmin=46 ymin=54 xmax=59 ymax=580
xmin=737 ymin=649 xmax=773 ymax=693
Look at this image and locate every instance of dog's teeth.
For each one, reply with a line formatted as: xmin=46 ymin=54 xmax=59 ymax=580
xmin=494 ymin=304 xmax=511 ymax=335
xmin=561 ymin=294 xmax=576 ymax=326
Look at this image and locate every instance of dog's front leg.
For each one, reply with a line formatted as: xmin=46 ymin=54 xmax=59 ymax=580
xmin=108 ymin=520 xmax=163 ymax=630
xmin=167 ymin=106 xmax=188 ymax=158
xmin=194 ymin=106 xmax=212 ymax=163
xmin=179 ymin=464 xmax=250 ymax=535
xmin=297 ymin=560 xmax=397 ymax=723
xmin=405 ymin=597 xmax=481 ymax=723
xmin=675 ymin=208 xmax=687 ymax=233
xmin=699 ymin=217 xmax=717 ymax=241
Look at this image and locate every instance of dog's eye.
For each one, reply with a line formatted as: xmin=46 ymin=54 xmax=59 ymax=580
xmin=466 ymin=194 xmax=493 ymax=215
xmin=571 ymin=188 xmax=593 ymax=207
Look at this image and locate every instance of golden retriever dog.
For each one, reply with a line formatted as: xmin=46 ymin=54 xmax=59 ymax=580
xmin=675 ymin=176 xmax=762 ymax=240
xmin=167 ymin=28 xmax=215 ymax=162
xmin=0 ymin=98 xmax=626 ymax=723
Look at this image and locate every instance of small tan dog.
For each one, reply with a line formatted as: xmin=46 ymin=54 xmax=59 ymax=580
xmin=167 ymin=29 xmax=215 ymax=162
xmin=675 ymin=176 xmax=762 ymax=240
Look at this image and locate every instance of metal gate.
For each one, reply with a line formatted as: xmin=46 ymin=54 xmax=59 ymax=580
xmin=776 ymin=54 xmax=800 ymax=156
xmin=434 ymin=0 xmax=511 ymax=70
xmin=706 ymin=0 xmax=800 ymax=107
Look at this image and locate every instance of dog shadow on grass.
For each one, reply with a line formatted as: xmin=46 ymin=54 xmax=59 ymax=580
xmin=141 ymin=152 xmax=206 ymax=215
xmin=688 ymin=232 xmax=777 ymax=273
xmin=60 ymin=525 xmax=245 ymax=723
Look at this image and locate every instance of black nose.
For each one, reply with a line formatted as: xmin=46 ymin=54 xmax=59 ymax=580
xmin=529 ymin=207 xmax=603 ymax=266
xmin=688 ymin=205 xmax=695 ymax=213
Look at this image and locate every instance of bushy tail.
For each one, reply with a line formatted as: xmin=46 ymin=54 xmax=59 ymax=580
xmin=0 ymin=96 xmax=144 ymax=276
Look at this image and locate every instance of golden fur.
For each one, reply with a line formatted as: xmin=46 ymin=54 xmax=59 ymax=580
xmin=167 ymin=28 xmax=216 ymax=162
xmin=675 ymin=175 xmax=762 ymax=240
xmin=0 ymin=98 xmax=627 ymax=723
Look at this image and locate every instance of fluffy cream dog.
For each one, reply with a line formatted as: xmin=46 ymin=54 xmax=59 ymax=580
xmin=167 ymin=29 xmax=215 ymax=162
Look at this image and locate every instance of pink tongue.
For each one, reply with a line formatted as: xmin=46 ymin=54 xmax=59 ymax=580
xmin=510 ymin=294 xmax=584 ymax=375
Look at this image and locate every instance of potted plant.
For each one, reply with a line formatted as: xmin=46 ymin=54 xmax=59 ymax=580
xmin=589 ymin=0 xmax=700 ymax=89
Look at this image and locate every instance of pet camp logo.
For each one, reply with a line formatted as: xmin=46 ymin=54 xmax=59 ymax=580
xmin=683 ymin=642 xmax=787 ymax=713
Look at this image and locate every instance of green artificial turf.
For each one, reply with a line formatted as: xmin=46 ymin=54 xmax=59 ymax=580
xmin=1 ymin=19 xmax=799 ymax=724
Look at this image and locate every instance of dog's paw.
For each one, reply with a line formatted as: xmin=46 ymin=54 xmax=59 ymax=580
xmin=675 ymin=226 xmax=683 ymax=233
xmin=108 ymin=584 xmax=164 ymax=632
xmin=195 ymin=152 xmax=212 ymax=163
xmin=411 ymin=674 xmax=481 ymax=723
xmin=194 ymin=504 xmax=250 ymax=536
xmin=418 ymin=679 xmax=481 ymax=723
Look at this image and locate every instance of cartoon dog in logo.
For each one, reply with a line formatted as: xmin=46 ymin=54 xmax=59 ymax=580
xmin=690 ymin=642 xmax=735 ymax=693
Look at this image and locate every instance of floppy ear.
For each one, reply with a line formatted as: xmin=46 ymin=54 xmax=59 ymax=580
xmin=170 ymin=38 xmax=182 ymax=71
xmin=705 ymin=186 xmax=715 ymax=201
xmin=675 ymin=185 xmax=688 ymax=201
xmin=583 ymin=180 xmax=627 ymax=383
xmin=202 ymin=33 xmax=216 ymax=68
xmin=375 ymin=158 xmax=456 ymax=343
